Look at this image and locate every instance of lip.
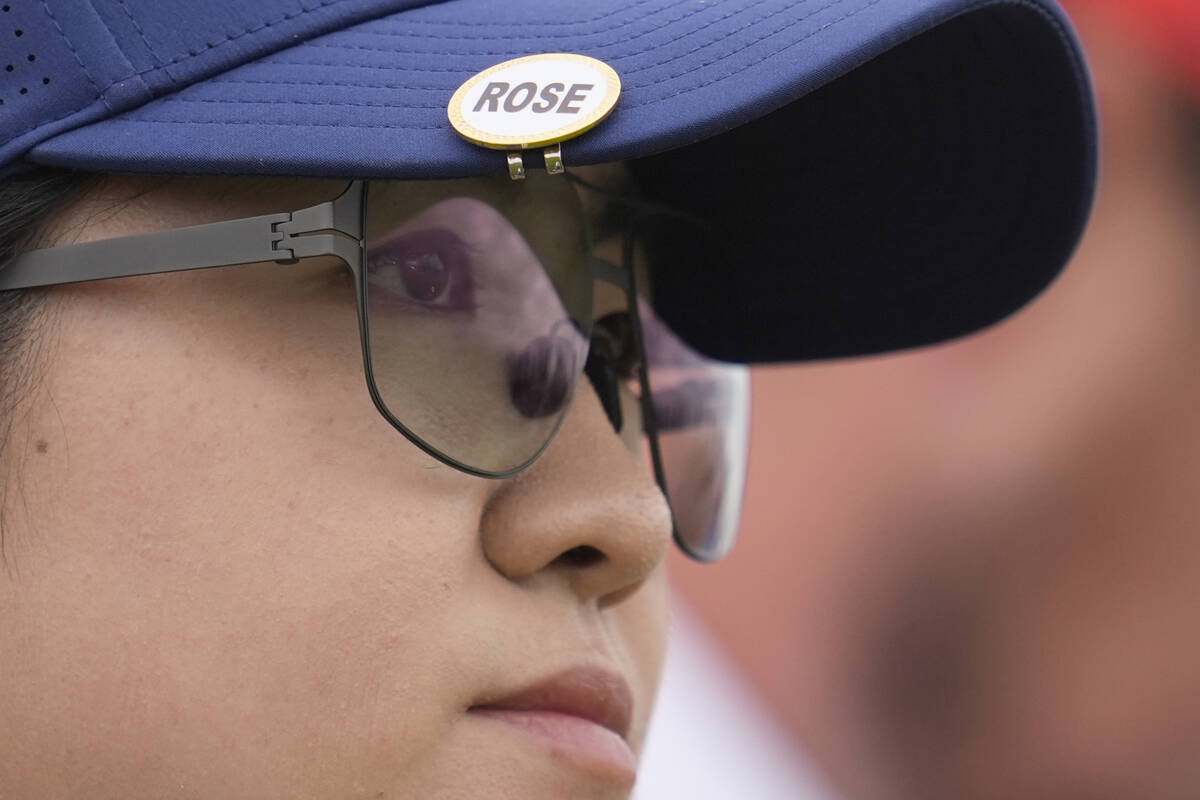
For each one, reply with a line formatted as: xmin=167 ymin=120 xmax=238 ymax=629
xmin=471 ymin=666 xmax=633 ymax=737
xmin=468 ymin=666 xmax=636 ymax=782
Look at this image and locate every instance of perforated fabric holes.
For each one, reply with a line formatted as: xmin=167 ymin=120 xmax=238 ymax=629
xmin=0 ymin=4 xmax=50 ymax=109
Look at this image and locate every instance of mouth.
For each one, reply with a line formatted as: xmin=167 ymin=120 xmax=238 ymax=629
xmin=468 ymin=666 xmax=637 ymax=783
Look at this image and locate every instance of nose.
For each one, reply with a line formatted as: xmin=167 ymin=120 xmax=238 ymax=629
xmin=479 ymin=383 xmax=672 ymax=604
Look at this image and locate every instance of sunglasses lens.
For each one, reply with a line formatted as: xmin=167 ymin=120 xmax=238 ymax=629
xmin=640 ymin=299 xmax=750 ymax=561
xmin=361 ymin=173 xmax=594 ymax=475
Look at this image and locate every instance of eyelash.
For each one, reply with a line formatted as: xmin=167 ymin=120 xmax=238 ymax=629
xmin=364 ymin=228 xmax=477 ymax=313
xmin=589 ymin=311 xmax=642 ymax=381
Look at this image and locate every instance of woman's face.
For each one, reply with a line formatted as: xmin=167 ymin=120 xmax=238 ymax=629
xmin=0 ymin=175 xmax=672 ymax=798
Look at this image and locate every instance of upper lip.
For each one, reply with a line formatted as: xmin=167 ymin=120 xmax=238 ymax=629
xmin=469 ymin=666 xmax=634 ymax=740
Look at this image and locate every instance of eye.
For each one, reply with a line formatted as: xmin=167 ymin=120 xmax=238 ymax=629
xmin=366 ymin=228 xmax=475 ymax=311
xmin=590 ymin=311 xmax=640 ymax=379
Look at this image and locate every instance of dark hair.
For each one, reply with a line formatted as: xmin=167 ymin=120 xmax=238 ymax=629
xmin=0 ymin=168 xmax=90 ymax=560
xmin=0 ymin=167 xmax=89 ymax=401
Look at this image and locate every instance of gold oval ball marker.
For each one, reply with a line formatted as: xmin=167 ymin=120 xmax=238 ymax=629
xmin=448 ymin=53 xmax=621 ymax=150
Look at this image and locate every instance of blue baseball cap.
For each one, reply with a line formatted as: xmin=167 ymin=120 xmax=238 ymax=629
xmin=0 ymin=0 xmax=1096 ymax=363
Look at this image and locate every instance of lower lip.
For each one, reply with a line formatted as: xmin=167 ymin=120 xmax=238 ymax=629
xmin=469 ymin=708 xmax=637 ymax=785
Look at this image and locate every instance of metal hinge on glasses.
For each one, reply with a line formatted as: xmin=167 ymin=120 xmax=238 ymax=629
xmin=269 ymin=180 xmax=365 ymax=265
xmin=0 ymin=182 xmax=367 ymax=293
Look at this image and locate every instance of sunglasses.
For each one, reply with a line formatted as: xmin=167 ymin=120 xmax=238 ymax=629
xmin=0 ymin=172 xmax=748 ymax=561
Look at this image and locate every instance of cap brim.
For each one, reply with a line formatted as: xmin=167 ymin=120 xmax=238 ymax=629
xmin=27 ymin=0 xmax=1097 ymax=363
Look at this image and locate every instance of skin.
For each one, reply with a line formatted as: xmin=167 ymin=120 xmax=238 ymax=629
xmin=0 ymin=173 xmax=672 ymax=799
xmin=670 ymin=8 xmax=1200 ymax=800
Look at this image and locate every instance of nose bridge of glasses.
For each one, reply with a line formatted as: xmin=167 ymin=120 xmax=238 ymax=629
xmin=590 ymin=256 xmax=630 ymax=292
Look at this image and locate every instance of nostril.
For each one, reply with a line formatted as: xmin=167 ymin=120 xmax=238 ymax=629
xmin=554 ymin=545 xmax=606 ymax=569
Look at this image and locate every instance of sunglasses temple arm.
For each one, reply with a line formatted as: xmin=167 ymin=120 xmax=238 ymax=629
xmin=0 ymin=181 xmax=364 ymax=291
xmin=616 ymin=234 xmax=681 ymax=547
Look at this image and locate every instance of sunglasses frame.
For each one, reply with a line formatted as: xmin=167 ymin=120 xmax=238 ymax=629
xmin=1 ymin=175 xmax=747 ymax=561
xmin=0 ymin=179 xmax=644 ymax=478
xmin=574 ymin=176 xmax=749 ymax=562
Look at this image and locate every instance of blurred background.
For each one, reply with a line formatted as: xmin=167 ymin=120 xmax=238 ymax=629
xmin=637 ymin=2 xmax=1200 ymax=798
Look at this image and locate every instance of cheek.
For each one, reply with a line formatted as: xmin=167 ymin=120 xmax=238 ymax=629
xmin=613 ymin=563 xmax=671 ymax=753
xmin=0 ymin=269 xmax=496 ymax=794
